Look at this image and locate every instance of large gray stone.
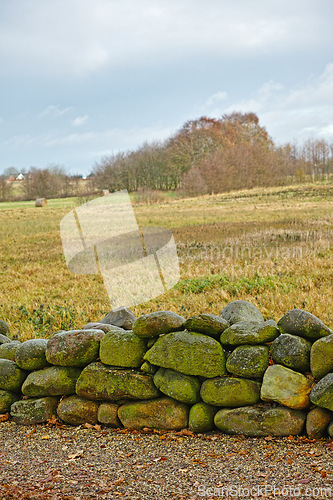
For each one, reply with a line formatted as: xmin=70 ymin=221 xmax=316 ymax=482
xmin=270 ymin=334 xmax=311 ymax=373
xmin=21 ymin=366 xmax=81 ymax=397
xmin=57 ymin=395 xmax=99 ymax=425
xmin=310 ymin=334 xmax=333 ymax=380
xmin=144 ymin=331 xmax=226 ymax=378
xmin=45 ymin=329 xmax=104 ymax=367
xmin=200 ymin=377 xmax=261 ymax=407
xmin=15 ymin=339 xmax=49 ymax=371
xmin=133 ymin=311 xmax=186 ymax=338
xmin=0 ymin=390 xmax=19 ymax=413
xmin=99 ymin=330 xmax=146 ymax=368
xmin=277 ymin=309 xmax=332 ymax=341
xmin=220 ymin=300 xmax=263 ymax=325
xmin=183 ymin=314 xmax=229 ymax=338
xmin=0 ymin=359 xmax=26 ymax=393
xmin=214 ymin=406 xmax=306 ymax=437
xmin=153 ymin=368 xmax=201 ymax=404
xmin=0 ymin=342 xmax=21 ymax=361
xmin=220 ymin=320 xmax=279 ymax=346
xmin=118 ymin=397 xmax=189 ymax=430
xmin=10 ymin=397 xmax=58 ymax=425
xmin=310 ymin=373 xmax=333 ymax=411
xmin=189 ymin=402 xmax=217 ymax=433
xmin=76 ymin=362 xmax=160 ymax=401
xmin=306 ymin=407 xmax=332 ymax=439
xmin=226 ymin=345 xmax=269 ymax=378
xmin=99 ymin=307 xmax=136 ymax=330
xmin=261 ymin=365 xmax=312 ymax=409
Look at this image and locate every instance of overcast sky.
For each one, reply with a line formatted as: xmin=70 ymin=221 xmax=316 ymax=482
xmin=1 ymin=0 xmax=333 ymax=175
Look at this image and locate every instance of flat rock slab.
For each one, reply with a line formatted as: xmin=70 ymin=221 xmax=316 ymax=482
xmin=10 ymin=397 xmax=58 ymax=425
xmin=0 ymin=390 xmax=19 ymax=413
xmin=226 ymin=345 xmax=269 ymax=378
xmin=310 ymin=334 xmax=333 ymax=379
xmin=144 ymin=331 xmax=226 ymax=378
xmin=220 ymin=320 xmax=279 ymax=346
xmin=153 ymin=367 xmax=201 ymax=404
xmin=46 ymin=329 xmax=104 ymax=367
xmin=270 ymin=334 xmax=311 ymax=373
xmin=220 ymin=300 xmax=263 ymax=325
xmin=57 ymin=395 xmax=99 ymax=425
xmin=118 ymin=397 xmax=189 ymax=430
xmin=183 ymin=314 xmax=229 ymax=338
xmin=99 ymin=330 xmax=146 ymax=368
xmin=277 ymin=309 xmax=332 ymax=340
xmin=310 ymin=373 xmax=333 ymax=411
xmin=214 ymin=406 xmax=306 ymax=437
xmin=201 ymin=377 xmax=261 ymax=407
xmin=22 ymin=366 xmax=81 ymax=397
xmin=15 ymin=339 xmax=49 ymax=371
xmin=0 ymin=359 xmax=26 ymax=393
xmin=133 ymin=311 xmax=186 ymax=338
xmin=261 ymin=364 xmax=312 ymax=409
xmin=76 ymin=362 xmax=160 ymax=401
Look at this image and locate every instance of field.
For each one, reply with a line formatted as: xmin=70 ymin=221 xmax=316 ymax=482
xmin=0 ymin=182 xmax=332 ymax=341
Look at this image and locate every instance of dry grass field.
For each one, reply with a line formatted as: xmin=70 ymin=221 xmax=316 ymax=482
xmin=0 ymin=182 xmax=332 ymax=340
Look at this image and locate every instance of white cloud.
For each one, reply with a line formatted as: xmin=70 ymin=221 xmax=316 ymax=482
xmin=72 ymin=115 xmax=89 ymax=127
xmin=39 ymin=105 xmax=72 ymax=118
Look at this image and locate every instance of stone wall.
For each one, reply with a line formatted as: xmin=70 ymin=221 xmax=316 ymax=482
xmin=0 ymin=302 xmax=332 ymax=439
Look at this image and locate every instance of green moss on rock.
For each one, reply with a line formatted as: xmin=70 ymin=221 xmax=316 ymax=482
xmin=201 ymin=377 xmax=261 ymax=407
xmin=0 ymin=390 xmax=19 ymax=413
xmin=15 ymin=339 xmax=49 ymax=371
xmin=183 ymin=314 xmax=229 ymax=338
xmin=220 ymin=320 xmax=279 ymax=346
xmin=310 ymin=334 xmax=333 ymax=380
xmin=98 ymin=403 xmax=121 ymax=426
xmin=270 ymin=334 xmax=311 ymax=373
xmin=57 ymin=395 xmax=99 ymax=425
xmin=226 ymin=345 xmax=269 ymax=378
xmin=45 ymin=329 xmax=105 ymax=367
xmin=99 ymin=330 xmax=146 ymax=368
xmin=189 ymin=402 xmax=217 ymax=432
xmin=153 ymin=367 xmax=201 ymax=404
xmin=0 ymin=359 xmax=26 ymax=393
xmin=10 ymin=397 xmax=58 ymax=425
xmin=21 ymin=366 xmax=81 ymax=397
xmin=277 ymin=309 xmax=332 ymax=340
xmin=0 ymin=342 xmax=21 ymax=361
xmin=133 ymin=311 xmax=186 ymax=338
xmin=310 ymin=373 xmax=333 ymax=411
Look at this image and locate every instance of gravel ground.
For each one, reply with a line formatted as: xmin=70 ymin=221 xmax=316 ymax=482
xmin=0 ymin=420 xmax=332 ymax=500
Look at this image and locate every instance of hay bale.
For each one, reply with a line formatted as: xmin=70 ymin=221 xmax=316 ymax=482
xmin=35 ymin=198 xmax=47 ymax=207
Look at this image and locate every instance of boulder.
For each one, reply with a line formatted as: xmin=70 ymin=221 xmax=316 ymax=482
xmin=277 ymin=309 xmax=332 ymax=341
xmin=45 ymin=329 xmax=104 ymax=367
xmin=310 ymin=334 xmax=333 ymax=380
xmin=0 ymin=321 xmax=10 ymax=337
xmin=15 ymin=339 xmax=49 ymax=371
xmin=220 ymin=300 xmax=263 ymax=325
xmin=0 ymin=342 xmax=21 ymax=361
xmin=214 ymin=406 xmax=306 ymax=437
xmin=201 ymin=377 xmax=261 ymax=407
xmin=10 ymin=397 xmax=58 ymax=425
xmin=310 ymin=373 xmax=333 ymax=411
xmin=0 ymin=334 xmax=11 ymax=345
xmin=153 ymin=368 xmax=201 ymax=404
xmin=76 ymin=362 xmax=160 ymax=401
xmin=306 ymin=407 xmax=332 ymax=439
xmin=133 ymin=311 xmax=186 ymax=338
xmin=99 ymin=330 xmax=146 ymax=368
xmin=261 ymin=365 xmax=312 ymax=410
xmin=22 ymin=366 xmax=81 ymax=397
xmin=83 ymin=322 xmax=125 ymax=334
xmin=270 ymin=334 xmax=311 ymax=373
xmin=140 ymin=361 xmax=158 ymax=375
xmin=189 ymin=402 xmax=217 ymax=433
xmin=0 ymin=390 xmax=19 ymax=413
xmin=144 ymin=331 xmax=226 ymax=378
xmin=57 ymin=395 xmax=99 ymax=425
xmin=118 ymin=397 xmax=189 ymax=430
xmin=99 ymin=307 xmax=136 ymax=330
xmin=98 ymin=403 xmax=121 ymax=427
xmin=220 ymin=320 xmax=279 ymax=346
xmin=0 ymin=359 xmax=26 ymax=392
xmin=183 ymin=314 xmax=229 ymax=338
xmin=226 ymin=345 xmax=269 ymax=379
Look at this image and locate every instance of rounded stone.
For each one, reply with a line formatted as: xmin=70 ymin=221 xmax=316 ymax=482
xmin=310 ymin=373 xmax=333 ymax=411
xmin=277 ymin=309 xmax=332 ymax=341
xmin=0 ymin=334 xmax=11 ymax=345
xmin=0 ymin=342 xmax=21 ymax=361
xmin=99 ymin=330 xmax=147 ymax=368
xmin=220 ymin=320 xmax=279 ymax=346
xmin=153 ymin=367 xmax=201 ymax=404
xmin=220 ymin=300 xmax=263 ymax=325
xmin=189 ymin=402 xmax=217 ymax=433
xmin=0 ymin=390 xmax=19 ymax=413
xmin=98 ymin=403 xmax=121 ymax=427
xmin=201 ymin=377 xmax=261 ymax=407
xmin=15 ymin=339 xmax=49 ymax=371
xmin=310 ymin=334 xmax=333 ymax=380
xmin=183 ymin=314 xmax=229 ymax=338
xmin=10 ymin=397 xmax=58 ymax=425
xmin=226 ymin=345 xmax=269 ymax=378
xmin=0 ymin=321 xmax=10 ymax=337
xmin=306 ymin=407 xmax=332 ymax=439
xmin=0 ymin=359 xmax=27 ymax=393
xmin=261 ymin=365 xmax=312 ymax=410
xmin=133 ymin=311 xmax=186 ymax=338
xmin=21 ymin=366 xmax=81 ymax=397
xmin=270 ymin=334 xmax=311 ymax=373
xmin=46 ymin=329 xmax=104 ymax=367
xmin=57 ymin=395 xmax=99 ymax=425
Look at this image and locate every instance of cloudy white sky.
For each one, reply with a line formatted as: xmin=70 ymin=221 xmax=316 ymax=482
xmin=1 ymin=0 xmax=333 ymax=175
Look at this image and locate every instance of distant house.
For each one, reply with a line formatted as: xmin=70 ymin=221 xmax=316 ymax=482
xmin=8 ymin=176 xmax=16 ymax=182
xmin=16 ymin=173 xmax=25 ymax=181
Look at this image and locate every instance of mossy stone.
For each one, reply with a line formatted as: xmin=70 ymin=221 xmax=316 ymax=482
xmin=98 ymin=403 xmax=121 ymax=427
xmin=15 ymin=339 xmax=50 ymax=371
xmin=144 ymin=331 xmax=226 ymax=378
xmin=220 ymin=300 xmax=263 ymax=325
xmin=277 ymin=309 xmax=332 ymax=341
xmin=0 ymin=342 xmax=21 ymax=361
xmin=118 ymin=397 xmax=189 ymax=430
xmin=133 ymin=311 xmax=186 ymax=338
xmin=328 ymin=421 xmax=333 ymax=438
xmin=310 ymin=373 xmax=333 ymax=411
xmin=0 ymin=390 xmax=19 ymax=412
xmin=76 ymin=362 xmax=160 ymax=401
xmin=57 ymin=395 xmax=99 ymax=425
xmin=46 ymin=329 xmax=104 ymax=367
xmin=0 ymin=320 xmax=10 ymax=337
xmin=183 ymin=314 xmax=229 ymax=338
xmin=0 ymin=334 xmax=11 ymax=345
xmin=10 ymin=397 xmax=58 ymax=425
xmin=153 ymin=367 xmax=201 ymax=404
xmin=99 ymin=330 xmax=146 ymax=368
xmin=270 ymin=334 xmax=311 ymax=373
xmin=310 ymin=334 xmax=333 ymax=380
xmin=220 ymin=320 xmax=279 ymax=346
xmin=0 ymin=359 xmax=27 ymax=393
xmin=21 ymin=366 xmax=81 ymax=397
xmin=226 ymin=345 xmax=269 ymax=378
xmin=214 ymin=406 xmax=306 ymax=437
xmin=189 ymin=402 xmax=217 ymax=432
xmin=140 ymin=361 xmax=158 ymax=375
xmin=306 ymin=407 xmax=332 ymax=439
xmin=261 ymin=365 xmax=312 ymax=410
xmin=200 ymin=377 xmax=261 ymax=407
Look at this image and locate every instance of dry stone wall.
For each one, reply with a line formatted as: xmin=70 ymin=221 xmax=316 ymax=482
xmin=0 ymin=302 xmax=333 ymax=439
